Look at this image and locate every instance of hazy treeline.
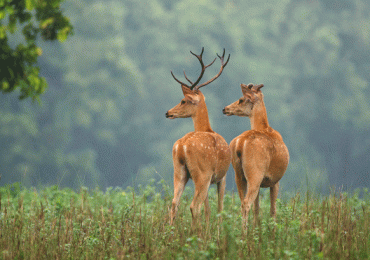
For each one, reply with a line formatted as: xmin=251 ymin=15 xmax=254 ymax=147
xmin=1 ymin=0 xmax=369 ymax=192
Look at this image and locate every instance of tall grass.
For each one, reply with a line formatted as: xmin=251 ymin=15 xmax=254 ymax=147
xmin=0 ymin=181 xmax=369 ymax=259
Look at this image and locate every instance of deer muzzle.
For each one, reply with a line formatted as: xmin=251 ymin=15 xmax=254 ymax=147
xmin=222 ymin=107 xmax=231 ymax=116
xmin=166 ymin=111 xmax=174 ymax=119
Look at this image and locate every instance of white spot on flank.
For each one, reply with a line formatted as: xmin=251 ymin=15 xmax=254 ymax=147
xmin=201 ymin=143 xmax=203 ymax=147
xmin=183 ymin=145 xmax=187 ymax=154
xmin=174 ymin=144 xmax=179 ymax=153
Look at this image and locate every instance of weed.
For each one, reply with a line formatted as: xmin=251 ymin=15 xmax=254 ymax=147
xmin=0 ymin=182 xmax=369 ymax=259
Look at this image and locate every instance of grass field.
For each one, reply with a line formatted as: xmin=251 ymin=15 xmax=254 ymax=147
xmin=0 ymin=181 xmax=369 ymax=259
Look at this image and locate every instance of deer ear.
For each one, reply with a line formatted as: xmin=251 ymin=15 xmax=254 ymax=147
xmin=241 ymin=84 xmax=257 ymax=103
xmin=185 ymin=94 xmax=200 ymax=104
xmin=181 ymin=85 xmax=194 ymax=96
xmin=241 ymin=84 xmax=253 ymax=97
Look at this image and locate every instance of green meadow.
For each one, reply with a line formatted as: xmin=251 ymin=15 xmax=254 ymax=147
xmin=0 ymin=181 xmax=369 ymax=260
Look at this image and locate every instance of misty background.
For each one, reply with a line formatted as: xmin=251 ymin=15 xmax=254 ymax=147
xmin=1 ymin=0 xmax=369 ymax=193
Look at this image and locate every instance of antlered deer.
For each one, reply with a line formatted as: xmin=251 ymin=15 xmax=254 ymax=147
xmin=166 ymin=48 xmax=231 ymax=230
xmin=223 ymin=83 xmax=289 ymax=230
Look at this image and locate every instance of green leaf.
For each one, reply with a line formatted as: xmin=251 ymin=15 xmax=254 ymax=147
xmin=7 ymin=67 xmax=14 ymax=78
xmin=29 ymin=74 xmax=40 ymax=89
xmin=57 ymin=26 xmax=71 ymax=42
xmin=36 ymin=47 xmax=42 ymax=56
xmin=25 ymin=0 xmax=35 ymax=11
xmin=38 ymin=77 xmax=47 ymax=94
xmin=40 ymin=18 xmax=54 ymax=29
xmin=0 ymin=26 xmax=6 ymax=39
xmin=2 ymin=81 xmax=9 ymax=91
xmin=5 ymin=6 xmax=14 ymax=15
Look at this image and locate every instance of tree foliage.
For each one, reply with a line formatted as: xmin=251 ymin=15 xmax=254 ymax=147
xmin=0 ymin=0 xmax=72 ymax=100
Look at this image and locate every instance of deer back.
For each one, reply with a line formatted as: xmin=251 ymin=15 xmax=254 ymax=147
xmin=173 ymin=131 xmax=231 ymax=183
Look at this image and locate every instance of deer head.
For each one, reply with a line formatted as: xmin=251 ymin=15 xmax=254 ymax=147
xmin=165 ymin=85 xmax=204 ymax=119
xmin=166 ymin=47 xmax=230 ymax=120
xmin=223 ymin=83 xmax=264 ymax=117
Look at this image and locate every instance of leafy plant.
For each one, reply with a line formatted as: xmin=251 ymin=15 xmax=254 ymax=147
xmin=0 ymin=183 xmax=369 ymax=259
xmin=0 ymin=0 xmax=73 ymax=100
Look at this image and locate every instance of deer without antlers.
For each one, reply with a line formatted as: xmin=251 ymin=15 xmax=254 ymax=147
xmin=223 ymin=83 xmax=289 ymax=230
xmin=165 ymin=48 xmax=231 ymax=231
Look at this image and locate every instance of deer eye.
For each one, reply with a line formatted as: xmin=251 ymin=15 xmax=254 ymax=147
xmin=181 ymin=100 xmax=186 ymax=105
xmin=238 ymin=99 xmax=243 ymax=104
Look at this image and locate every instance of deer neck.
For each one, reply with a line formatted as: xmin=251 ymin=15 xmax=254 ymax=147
xmin=250 ymin=99 xmax=269 ymax=131
xmin=192 ymin=101 xmax=213 ymax=132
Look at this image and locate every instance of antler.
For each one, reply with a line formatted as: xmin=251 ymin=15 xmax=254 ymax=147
xmin=183 ymin=70 xmax=194 ymax=85
xmin=170 ymin=48 xmax=230 ymax=90
xmin=252 ymin=84 xmax=264 ymax=92
xmin=170 ymin=47 xmax=216 ymax=90
xmin=193 ymin=48 xmax=230 ymax=91
xmin=242 ymin=83 xmax=264 ymax=92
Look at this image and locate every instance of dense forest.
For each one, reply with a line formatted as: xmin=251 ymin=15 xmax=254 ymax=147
xmin=1 ymin=0 xmax=369 ymax=193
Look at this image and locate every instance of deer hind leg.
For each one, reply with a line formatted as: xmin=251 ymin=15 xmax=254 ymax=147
xmin=217 ymin=176 xmax=226 ymax=213
xmin=270 ymin=182 xmax=279 ymax=219
xmin=203 ymin=194 xmax=210 ymax=224
xmin=215 ymin=176 xmax=226 ymax=224
xmin=233 ymin=161 xmax=247 ymax=219
xmin=170 ymin=163 xmax=189 ymax=225
xmin=253 ymin=190 xmax=260 ymax=226
xmin=242 ymin=177 xmax=263 ymax=230
xmin=190 ymin=176 xmax=211 ymax=232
